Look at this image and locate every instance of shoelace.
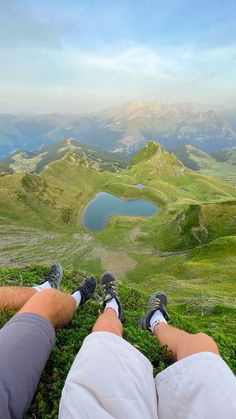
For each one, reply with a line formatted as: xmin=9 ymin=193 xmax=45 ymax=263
xmin=101 ymin=280 xmax=117 ymax=294
xmin=150 ymin=298 xmax=161 ymax=310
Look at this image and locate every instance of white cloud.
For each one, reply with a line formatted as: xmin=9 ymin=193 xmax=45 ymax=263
xmin=67 ymin=46 xmax=181 ymax=79
xmin=63 ymin=42 xmax=236 ymax=83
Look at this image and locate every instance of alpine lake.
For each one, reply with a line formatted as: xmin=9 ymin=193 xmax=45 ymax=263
xmin=82 ymin=192 xmax=158 ymax=231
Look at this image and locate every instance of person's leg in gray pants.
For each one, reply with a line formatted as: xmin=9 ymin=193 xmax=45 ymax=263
xmin=0 ymin=287 xmax=77 ymax=419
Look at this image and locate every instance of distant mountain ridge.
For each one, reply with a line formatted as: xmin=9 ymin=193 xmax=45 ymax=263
xmin=1 ymin=139 xmax=128 ymax=174
xmin=172 ymin=144 xmax=236 ymax=185
xmin=0 ymin=101 xmax=236 ymax=158
xmin=172 ymin=144 xmax=219 ymax=171
xmin=211 ymin=149 xmax=236 ymax=165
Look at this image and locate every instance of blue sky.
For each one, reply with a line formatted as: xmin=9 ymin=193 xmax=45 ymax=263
xmin=0 ymin=0 xmax=235 ymax=112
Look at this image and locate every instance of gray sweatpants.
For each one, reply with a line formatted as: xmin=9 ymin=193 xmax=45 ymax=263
xmin=0 ymin=313 xmax=55 ymax=419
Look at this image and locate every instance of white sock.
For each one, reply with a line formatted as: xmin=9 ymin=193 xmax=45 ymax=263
xmin=149 ymin=310 xmax=167 ymax=333
xmin=105 ymin=298 xmax=119 ymax=317
xmin=72 ymin=290 xmax=82 ymax=308
xmin=33 ymin=281 xmax=52 ymax=292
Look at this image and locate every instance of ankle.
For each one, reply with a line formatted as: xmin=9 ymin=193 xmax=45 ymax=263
xmin=153 ymin=320 xmax=168 ymax=335
xmin=150 ymin=309 xmax=167 ymax=334
xmin=33 ymin=280 xmax=52 ymax=292
xmin=105 ymin=307 xmax=118 ymax=315
xmin=104 ymin=297 xmax=119 ymax=317
xmin=71 ymin=290 xmax=82 ymax=308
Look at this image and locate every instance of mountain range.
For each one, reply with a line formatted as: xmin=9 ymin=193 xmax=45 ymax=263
xmin=1 ymin=101 xmax=236 ymax=159
xmin=1 ymin=137 xmax=235 ymax=186
xmin=1 ymin=139 xmax=128 ymax=174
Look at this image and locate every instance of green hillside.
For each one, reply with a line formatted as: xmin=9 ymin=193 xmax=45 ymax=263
xmin=0 ymin=266 xmax=235 ymax=418
xmin=129 ymin=141 xmax=185 ymax=178
xmin=1 ymin=139 xmax=128 ymax=174
xmin=211 ymin=149 xmax=236 ymax=165
xmin=172 ymin=144 xmax=236 ymax=185
xmin=172 ymin=144 xmax=217 ymax=171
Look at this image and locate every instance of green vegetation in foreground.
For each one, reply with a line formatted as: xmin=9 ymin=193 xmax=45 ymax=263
xmin=0 ymin=265 xmax=235 ymax=419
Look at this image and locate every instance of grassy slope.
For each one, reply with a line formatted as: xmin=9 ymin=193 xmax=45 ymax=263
xmin=0 ymin=266 xmax=235 ymax=419
xmin=3 ymin=139 xmax=128 ymax=174
xmin=212 ymin=149 xmax=236 ymax=165
xmin=172 ymin=144 xmax=236 ymax=185
xmin=126 ymin=236 xmax=236 ymax=332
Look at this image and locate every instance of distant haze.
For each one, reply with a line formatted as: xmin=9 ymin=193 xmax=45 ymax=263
xmin=0 ymin=1 xmax=236 ymax=113
xmin=1 ymin=102 xmax=236 ymax=160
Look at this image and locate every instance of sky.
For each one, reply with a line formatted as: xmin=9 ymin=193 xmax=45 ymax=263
xmin=0 ymin=0 xmax=236 ymax=113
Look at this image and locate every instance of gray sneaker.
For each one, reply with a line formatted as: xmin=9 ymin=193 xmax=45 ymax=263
xmin=43 ymin=263 xmax=63 ymax=290
xmin=138 ymin=291 xmax=169 ymax=331
xmin=74 ymin=276 xmax=97 ymax=305
xmin=101 ymin=272 xmax=125 ymax=322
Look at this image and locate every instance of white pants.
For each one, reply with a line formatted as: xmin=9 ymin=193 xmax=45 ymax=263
xmin=59 ymin=332 xmax=236 ymax=419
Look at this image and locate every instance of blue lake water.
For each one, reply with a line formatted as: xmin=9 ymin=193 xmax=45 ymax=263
xmin=82 ymin=192 xmax=158 ymax=231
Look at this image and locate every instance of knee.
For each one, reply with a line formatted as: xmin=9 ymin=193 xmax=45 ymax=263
xmin=92 ymin=313 xmax=122 ymax=337
xmin=177 ymin=331 xmax=219 ymax=360
xmin=36 ymin=288 xmax=60 ymax=304
xmin=195 ymin=332 xmax=217 ymax=344
xmin=193 ymin=332 xmax=219 ymax=354
xmin=93 ymin=316 xmax=112 ymax=332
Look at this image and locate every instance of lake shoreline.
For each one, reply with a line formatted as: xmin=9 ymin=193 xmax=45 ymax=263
xmin=82 ymin=191 xmax=159 ymax=232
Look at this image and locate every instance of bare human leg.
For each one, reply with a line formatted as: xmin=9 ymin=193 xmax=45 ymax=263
xmin=0 ymin=263 xmax=63 ymax=312
xmin=92 ymin=308 xmax=123 ymax=337
xmin=92 ymin=272 xmax=124 ymax=337
xmin=0 ymin=286 xmax=37 ymax=311
xmin=154 ymin=322 xmax=219 ymax=361
xmin=138 ymin=291 xmax=219 ymax=361
xmin=19 ymin=288 xmax=76 ymax=328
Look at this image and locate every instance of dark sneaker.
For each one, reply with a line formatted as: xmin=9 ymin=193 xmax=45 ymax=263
xmin=43 ymin=263 xmax=63 ymax=290
xmin=74 ymin=276 xmax=97 ymax=305
xmin=101 ymin=272 xmax=125 ymax=321
xmin=138 ymin=291 xmax=169 ymax=331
